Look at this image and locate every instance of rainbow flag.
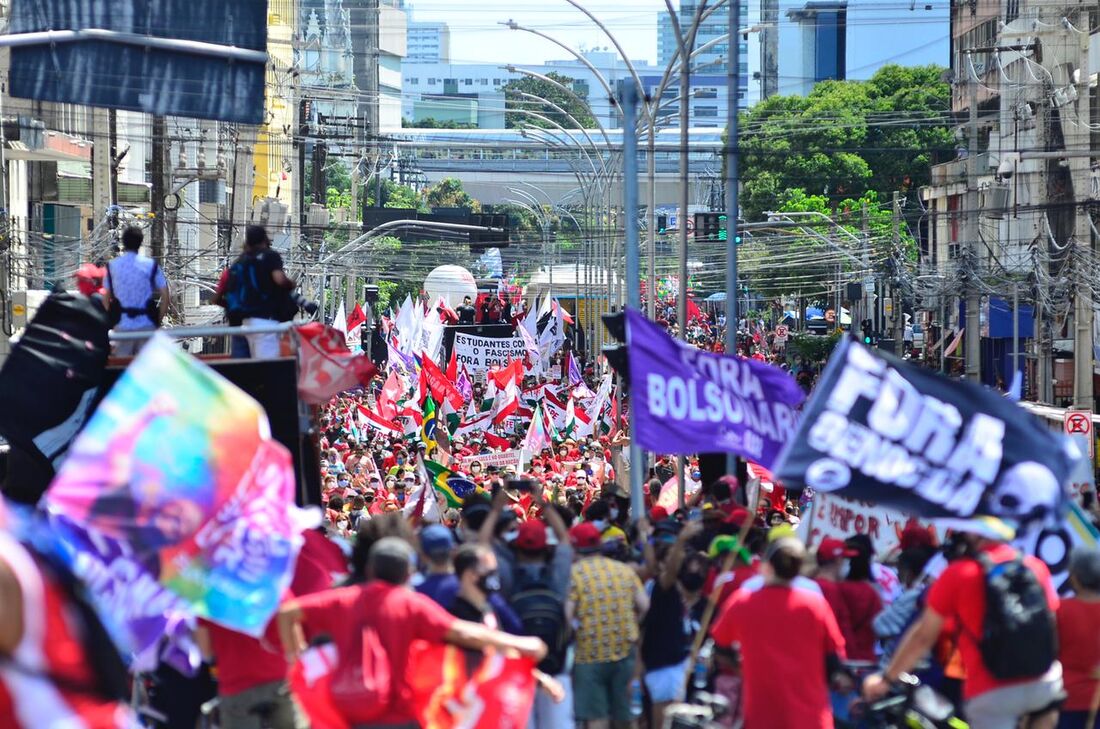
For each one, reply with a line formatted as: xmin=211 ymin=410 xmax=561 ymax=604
xmin=45 ymin=334 xmax=309 ymax=643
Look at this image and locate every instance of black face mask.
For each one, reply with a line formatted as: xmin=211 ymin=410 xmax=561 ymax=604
xmin=477 ymin=571 xmax=501 ymax=594
xmin=679 ymin=571 xmax=706 ymax=593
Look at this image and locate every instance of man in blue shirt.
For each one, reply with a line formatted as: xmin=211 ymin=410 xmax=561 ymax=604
xmin=104 ymin=227 xmax=168 ymax=355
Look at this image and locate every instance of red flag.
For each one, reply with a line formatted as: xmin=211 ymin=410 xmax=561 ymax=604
xmin=288 ymin=645 xmax=351 ymax=729
xmin=357 ymin=405 xmax=403 ymax=436
xmin=409 ymin=642 xmax=537 ymax=729
xmin=296 ymin=323 xmax=378 ymax=405
xmin=435 ymin=297 xmax=459 ymax=325
xmin=487 ymin=359 xmax=522 ymax=390
xmin=554 ymin=300 xmax=575 ymax=325
xmin=346 ymin=303 xmax=367 ymax=333
xmin=377 ymin=371 xmax=403 ymax=421
xmin=686 ymin=295 xmax=706 ymax=325
xmin=446 ymin=346 xmax=458 ymax=383
xmin=483 ymin=432 xmax=510 ymax=450
xmin=420 ymin=354 xmax=464 ymax=410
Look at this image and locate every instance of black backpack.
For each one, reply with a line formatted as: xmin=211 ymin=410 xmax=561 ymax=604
xmin=105 ymin=259 xmax=162 ymax=327
xmin=509 ymin=566 xmax=571 ymax=675
xmin=977 ymin=553 xmax=1057 ymax=680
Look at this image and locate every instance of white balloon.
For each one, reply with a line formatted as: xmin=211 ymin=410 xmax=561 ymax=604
xmin=424 ymin=265 xmax=478 ymax=310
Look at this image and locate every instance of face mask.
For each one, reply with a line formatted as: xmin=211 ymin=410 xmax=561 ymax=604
xmin=591 ymin=519 xmax=607 ymax=532
xmin=839 ymin=560 xmax=851 ymax=579
xmin=692 ymin=472 xmax=701 ymax=480
xmin=338 ymin=479 xmax=349 ymax=487
xmin=472 ymin=466 xmax=481 ymax=474
xmin=679 ymin=571 xmax=706 ymax=592
xmin=336 ymin=520 xmax=348 ymax=531
xmin=501 ymin=530 xmax=519 ymax=544
xmin=609 ymin=507 xmax=619 ymax=521
xmin=477 ymin=571 xmax=502 ymax=594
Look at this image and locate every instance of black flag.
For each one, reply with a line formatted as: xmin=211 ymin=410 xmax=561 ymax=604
xmin=774 ymin=338 xmax=1074 ymax=523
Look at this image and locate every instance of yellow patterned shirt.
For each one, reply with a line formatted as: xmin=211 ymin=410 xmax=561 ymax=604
xmin=569 ymin=555 xmax=643 ymax=664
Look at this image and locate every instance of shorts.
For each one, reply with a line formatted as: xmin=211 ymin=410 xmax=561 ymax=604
xmin=964 ymin=663 xmax=1065 ymax=729
xmin=573 ymin=654 xmax=636 ymax=722
xmin=219 ymin=680 xmax=308 ymax=729
xmin=644 ymin=660 xmax=689 ymax=704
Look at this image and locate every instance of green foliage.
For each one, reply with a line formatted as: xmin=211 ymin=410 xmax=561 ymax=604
xmin=502 ymin=72 xmax=597 ymax=130
xmin=738 ymin=64 xmax=953 ymax=222
xmin=786 ymin=330 xmax=844 ymax=363
xmin=403 ymin=117 xmax=478 ymax=129
xmin=424 ymin=177 xmax=480 ymax=212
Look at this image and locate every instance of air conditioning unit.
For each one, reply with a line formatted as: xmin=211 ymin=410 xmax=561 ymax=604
xmin=307 ymin=203 xmax=329 ymax=227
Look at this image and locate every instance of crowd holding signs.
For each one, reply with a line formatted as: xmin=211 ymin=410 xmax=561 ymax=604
xmin=1 ymin=287 xmax=1100 ymax=729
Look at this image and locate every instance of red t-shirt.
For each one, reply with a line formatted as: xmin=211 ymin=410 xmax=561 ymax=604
xmin=1056 ymin=597 xmax=1100 ymax=711
xmin=926 ymin=544 xmax=1059 ymax=700
xmin=711 ymin=585 xmax=845 ymax=729
xmin=815 ymin=578 xmax=854 ymax=654
xmin=839 ymin=581 xmax=882 ymax=662
xmin=203 ymin=618 xmax=287 ymax=696
xmin=295 ymin=581 xmax=458 ymax=724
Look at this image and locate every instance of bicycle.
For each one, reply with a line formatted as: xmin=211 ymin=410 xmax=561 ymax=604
xmin=856 ymin=673 xmax=968 ymax=729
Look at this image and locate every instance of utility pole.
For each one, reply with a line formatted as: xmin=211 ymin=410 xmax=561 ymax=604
xmin=1069 ymin=6 xmax=1093 ymax=409
xmin=963 ymin=55 xmax=981 ymax=384
xmin=861 ymin=200 xmax=870 ymax=336
xmin=229 ymin=126 xmax=258 ymax=247
xmin=892 ymin=191 xmax=905 ymax=356
xmin=620 ymin=83 xmax=645 ymax=522
xmin=150 ymin=115 xmax=169 ymax=262
xmin=725 ymin=0 xmax=741 ymax=474
xmin=91 ymin=107 xmax=112 ymax=261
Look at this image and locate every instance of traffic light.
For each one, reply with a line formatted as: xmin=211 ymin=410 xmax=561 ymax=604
xmin=657 ymin=214 xmax=668 ymax=234
xmin=693 ymin=212 xmax=725 ymax=241
xmin=467 ymin=213 xmax=509 ymax=249
xmin=860 ymin=319 xmax=873 ymax=345
xmin=601 ymin=311 xmax=630 ymax=392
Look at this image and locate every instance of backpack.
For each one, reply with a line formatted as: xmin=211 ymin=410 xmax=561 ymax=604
xmin=976 ymin=553 xmax=1057 ymax=680
xmin=224 ymin=252 xmax=275 ymax=320
xmin=509 ymin=566 xmax=571 ymax=675
xmin=105 ymin=259 xmax=162 ymax=327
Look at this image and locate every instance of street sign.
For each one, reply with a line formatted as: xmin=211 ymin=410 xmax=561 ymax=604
xmin=775 ymin=325 xmax=789 ymax=342
xmin=1064 ymin=409 xmax=1094 ymax=459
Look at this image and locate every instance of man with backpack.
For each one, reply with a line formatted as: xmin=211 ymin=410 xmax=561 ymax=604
xmin=509 ymin=507 xmax=575 ymax=728
xmin=864 ymin=517 xmax=1064 ymax=729
xmin=219 ymin=225 xmax=296 ymax=359
xmin=104 ymin=226 xmax=168 ymax=355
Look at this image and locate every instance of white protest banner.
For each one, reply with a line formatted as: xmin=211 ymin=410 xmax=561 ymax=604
xmin=797 ymin=491 xmax=939 ymax=556
xmin=460 ymin=449 xmax=524 ymax=470
xmin=453 ymin=333 xmax=527 ymax=372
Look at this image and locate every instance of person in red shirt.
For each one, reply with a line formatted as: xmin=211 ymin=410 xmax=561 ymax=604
xmin=278 ymin=537 xmax=546 ymax=728
xmin=864 ymin=518 xmax=1063 ymax=729
xmin=814 ymin=537 xmax=857 ymax=653
xmin=1056 ymin=548 xmax=1100 ymax=729
xmin=711 ymin=536 xmax=847 ymax=729
xmin=839 ymin=541 xmax=883 ymax=663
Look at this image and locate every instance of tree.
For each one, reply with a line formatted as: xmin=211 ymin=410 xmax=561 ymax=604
xmin=424 ymin=177 xmax=480 ymax=212
xmin=738 ymin=64 xmax=954 ymax=222
xmin=502 ymin=72 xmax=597 ymax=130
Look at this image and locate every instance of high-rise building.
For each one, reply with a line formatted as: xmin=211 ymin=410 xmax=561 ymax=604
xmin=657 ymin=1 xmax=775 ymax=106
xmin=407 ymin=19 xmax=450 ymax=63
xmin=778 ymin=0 xmax=949 ymax=96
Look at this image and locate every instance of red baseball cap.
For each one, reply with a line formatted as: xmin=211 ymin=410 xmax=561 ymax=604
xmin=724 ymin=507 xmax=751 ymax=528
xmin=516 ymin=520 xmax=548 ymax=551
xmin=649 ymin=506 xmax=670 ymax=522
xmin=569 ymin=522 xmax=601 ymax=551
xmin=817 ymin=537 xmax=859 ymax=563
xmin=899 ymin=524 xmax=935 ymax=550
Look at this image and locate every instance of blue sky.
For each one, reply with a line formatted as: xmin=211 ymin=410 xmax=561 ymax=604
xmin=403 ymin=0 xmax=668 ymax=66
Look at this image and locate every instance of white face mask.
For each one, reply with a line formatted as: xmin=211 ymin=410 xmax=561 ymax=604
xmin=839 ymin=560 xmax=851 ymax=579
xmin=591 ymin=519 xmax=608 ymax=532
xmin=609 ymin=508 xmax=619 ymax=521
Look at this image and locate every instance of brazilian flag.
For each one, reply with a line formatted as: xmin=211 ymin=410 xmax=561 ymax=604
xmin=421 ymin=395 xmax=438 ymax=457
xmin=424 ymin=459 xmax=477 ymax=508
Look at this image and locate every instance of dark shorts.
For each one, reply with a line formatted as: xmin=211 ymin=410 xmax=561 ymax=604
xmin=573 ymin=654 xmax=636 ymax=722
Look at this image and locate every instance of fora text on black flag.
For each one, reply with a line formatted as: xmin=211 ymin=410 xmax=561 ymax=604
xmin=773 ymin=338 xmax=1076 ymax=523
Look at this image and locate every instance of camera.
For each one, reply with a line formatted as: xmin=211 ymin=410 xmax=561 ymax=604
xmin=289 ymin=291 xmax=320 ymax=316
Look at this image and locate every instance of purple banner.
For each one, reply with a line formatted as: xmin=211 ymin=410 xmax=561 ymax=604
xmin=626 ymin=309 xmax=805 ymax=466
